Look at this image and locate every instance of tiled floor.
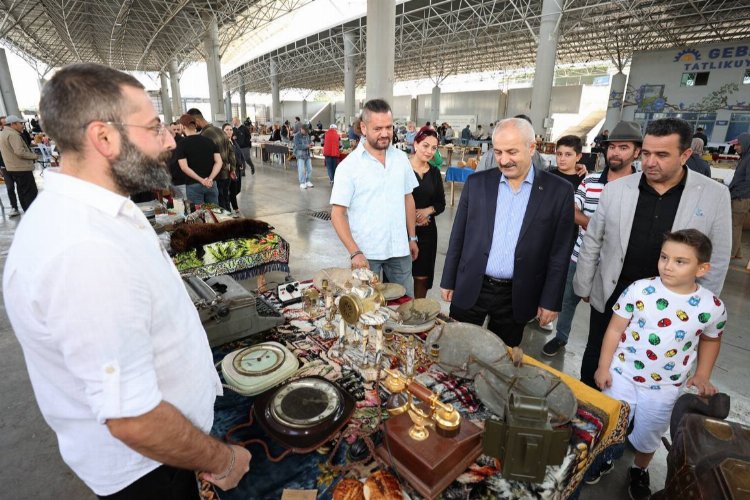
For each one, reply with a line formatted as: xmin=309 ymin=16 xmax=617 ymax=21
xmin=1 ymin=159 xmax=748 ymax=499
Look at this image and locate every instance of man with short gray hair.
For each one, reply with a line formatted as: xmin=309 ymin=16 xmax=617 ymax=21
xmin=440 ymin=118 xmax=575 ymax=347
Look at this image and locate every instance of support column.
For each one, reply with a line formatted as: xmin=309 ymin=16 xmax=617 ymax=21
xmin=302 ymin=99 xmax=308 ymax=122
xmin=430 ymin=85 xmax=440 ymax=124
xmin=410 ymin=97 xmax=417 ymax=123
xmin=365 ymin=0 xmax=395 ymax=104
xmin=168 ymin=60 xmax=183 ymax=116
xmin=603 ymin=71 xmax=627 ymax=131
xmin=343 ymin=31 xmax=357 ymax=123
xmin=270 ymin=58 xmax=280 ymax=124
xmin=0 ymin=49 xmax=21 ymax=116
xmin=529 ymin=0 xmax=562 ymax=137
xmin=225 ymin=90 xmax=232 ymax=123
xmin=239 ymin=79 xmax=247 ymax=121
xmin=159 ymin=72 xmax=173 ymax=122
xmin=203 ymin=15 xmax=225 ymax=123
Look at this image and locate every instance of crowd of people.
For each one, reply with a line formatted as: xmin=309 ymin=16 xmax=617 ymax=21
xmin=2 ymin=62 xmax=749 ymax=500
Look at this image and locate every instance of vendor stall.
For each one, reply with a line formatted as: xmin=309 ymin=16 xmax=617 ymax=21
xmin=200 ymin=274 xmax=628 ymax=500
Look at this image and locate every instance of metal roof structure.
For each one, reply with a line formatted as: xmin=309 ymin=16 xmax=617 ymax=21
xmin=223 ymin=0 xmax=750 ymax=94
xmin=1 ymin=0 xmax=749 ymax=93
xmin=0 ymin=0 xmax=312 ymax=75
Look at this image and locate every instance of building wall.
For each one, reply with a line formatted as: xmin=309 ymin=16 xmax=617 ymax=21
xmin=622 ymin=40 xmax=750 ymax=143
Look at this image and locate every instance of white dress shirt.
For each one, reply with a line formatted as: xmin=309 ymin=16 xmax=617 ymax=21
xmin=3 ymin=170 xmax=222 ymax=495
xmin=330 ymin=143 xmax=419 ymax=260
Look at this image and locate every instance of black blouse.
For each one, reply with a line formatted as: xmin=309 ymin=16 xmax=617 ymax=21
xmin=412 ymin=166 xmax=446 ymax=220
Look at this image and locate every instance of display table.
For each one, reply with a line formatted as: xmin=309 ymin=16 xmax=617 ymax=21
xmin=203 ymin=290 xmax=628 ymax=500
xmin=445 ymin=166 xmax=476 ymax=206
xmin=260 ymin=143 xmax=292 ymax=169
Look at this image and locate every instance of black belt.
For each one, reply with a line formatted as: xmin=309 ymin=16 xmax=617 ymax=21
xmin=484 ymin=275 xmax=512 ymax=286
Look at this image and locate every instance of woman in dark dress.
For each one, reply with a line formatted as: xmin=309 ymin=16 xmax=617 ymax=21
xmin=410 ymin=127 xmax=446 ymax=298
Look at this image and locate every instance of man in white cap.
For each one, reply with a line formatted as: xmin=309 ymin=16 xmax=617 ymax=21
xmin=0 ymin=114 xmax=39 ymax=212
xmin=323 ymin=123 xmax=341 ymax=184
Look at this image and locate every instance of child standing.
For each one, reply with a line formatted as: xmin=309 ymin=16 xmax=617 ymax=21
xmin=591 ymin=229 xmax=726 ymax=500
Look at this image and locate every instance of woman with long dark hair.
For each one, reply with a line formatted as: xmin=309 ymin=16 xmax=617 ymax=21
xmin=410 ymin=127 xmax=446 ymax=298
xmin=223 ymin=123 xmax=244 ymax=217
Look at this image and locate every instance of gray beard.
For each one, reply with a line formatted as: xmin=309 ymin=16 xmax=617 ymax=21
xmin=110 ymin=135 xmax=172 ymax=194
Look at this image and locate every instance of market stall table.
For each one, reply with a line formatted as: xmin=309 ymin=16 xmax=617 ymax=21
xmin=202 ymin=287 xmax=628 ymax=500
xmin=445 ymin=166 xmax=476 ymax=206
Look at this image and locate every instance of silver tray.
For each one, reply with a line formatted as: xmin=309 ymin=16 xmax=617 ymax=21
xmin=395 ymin=298 xmax=440 ymax=325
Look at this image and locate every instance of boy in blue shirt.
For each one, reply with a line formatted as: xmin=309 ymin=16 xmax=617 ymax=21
xmin=591 ymin=229 xmax=726 ymax=499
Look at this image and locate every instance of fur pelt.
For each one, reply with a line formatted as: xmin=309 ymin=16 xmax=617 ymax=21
xmin=170 ymin=219 xmax=273 ymax=254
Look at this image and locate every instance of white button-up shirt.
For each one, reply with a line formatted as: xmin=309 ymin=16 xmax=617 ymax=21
xmin=3 ymin=170 xmax=221 ymax=496
xmin=330 ymin=143 xmax=418 ymax=260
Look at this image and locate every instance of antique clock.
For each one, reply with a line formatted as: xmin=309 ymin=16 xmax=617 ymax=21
xmin=221 ymin=341 xmax=299 ymax=396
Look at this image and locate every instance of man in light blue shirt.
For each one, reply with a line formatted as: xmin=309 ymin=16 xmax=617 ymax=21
xmin=330 ymin=99 xmax=420 ymax=297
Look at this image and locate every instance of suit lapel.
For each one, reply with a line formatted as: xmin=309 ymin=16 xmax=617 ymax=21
xmin=619 ymin=175 xmax=639 ymax=254
xmin=518 ymin=168 xmax=542 ymax=243
xmin=673 ymin=170 xmax=699 ymax=229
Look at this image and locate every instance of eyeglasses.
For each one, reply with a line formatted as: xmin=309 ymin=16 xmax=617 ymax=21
xmin=105 ymin=121 xmax=168 ymax=137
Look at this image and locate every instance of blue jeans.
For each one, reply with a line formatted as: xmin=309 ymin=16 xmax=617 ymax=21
xmin=369 ymin=255 xmax=414 ymax=298
xmin=324 ymin=156 xmax=338 ymax=182
xmin=297 ymin=157 xmax=312 ymax=184
xmin=186 ymin=183 xmax=219 ymax=205
xmin=553 ymin=260 xmax=580 ymax=344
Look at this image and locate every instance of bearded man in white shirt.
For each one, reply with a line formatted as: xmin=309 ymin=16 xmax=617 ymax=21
xmin=3 ymin=63 xmax=250 ymax=499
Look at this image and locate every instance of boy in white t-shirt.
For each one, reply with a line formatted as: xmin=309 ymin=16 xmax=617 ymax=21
xmin=591 ymin=229 xmax=726 ymax=500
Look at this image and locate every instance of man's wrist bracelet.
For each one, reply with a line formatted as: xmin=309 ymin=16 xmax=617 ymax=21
xmin=350 ymin=250 xmax=364 ymax=260
xmin=214 ymin=445 xmax=235 ymax=481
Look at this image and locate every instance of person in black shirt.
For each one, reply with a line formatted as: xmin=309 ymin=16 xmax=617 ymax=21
xmin=409 ymin=127 xmax=446 ymax=298
xmin=176 ymin=114 xmax=221 ymax=205
xmin=550 ymin=135 xmax=585 ymax=249
xmin=693 ymin=127 xmax=708 ymax=146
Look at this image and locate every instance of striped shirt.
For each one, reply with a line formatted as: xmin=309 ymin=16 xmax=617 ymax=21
xmin=486 ymin=167 xmax=535 ymax=279
xmin=572 ymin=166 xmax=635 ymax=262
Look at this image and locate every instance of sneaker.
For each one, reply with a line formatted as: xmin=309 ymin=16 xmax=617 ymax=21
xmin=300 ymin=183 xmax=306 ymax=189
xmin=585 ymin=460 xmax=614 ymax=485
xmin=232 ymin=210 xmax=240 ymax=218
xmin=306 ymin=181 xmax=314 ymax=188
xmin=542 ymin=338 xmax=566 ymax=357
xmin=9 ymin=209 xmax=21 ymax=217
xmin=539 ymin=319 xmax=554 ymax=332
xmin=628 ymin=467 xmax=650 ymax=500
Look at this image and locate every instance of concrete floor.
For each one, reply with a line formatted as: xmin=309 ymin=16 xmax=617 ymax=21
xmin=1 ymin=158 xmax=748 ymax=499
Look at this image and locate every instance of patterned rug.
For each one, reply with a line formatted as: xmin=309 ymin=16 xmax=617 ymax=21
xmin=173 ymin=231 xmax=290 ymax=280
xmin=204 ymin=294 xmax=626 ymax=500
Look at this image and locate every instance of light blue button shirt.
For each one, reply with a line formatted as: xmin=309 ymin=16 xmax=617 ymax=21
xmin=485 ymin=167 xmax=535 ymax=279
xmin=330 ymin=143 xmax=419 ymax=260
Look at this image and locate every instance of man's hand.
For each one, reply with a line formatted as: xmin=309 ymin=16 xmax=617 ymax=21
xmin=202 ymin=178 xmax=214 ymax=188
xmin=594 ymin=367 xmax=612 ymax=390
xmin=440 ymin=288 xmax=453 ymax=302
xmin=536 ymin=307 xmax=558 ymax=327
xmin=200 ymin=445 xmax=251 ymax=491
xmin=409 ymin=241 xmax=419 ymax=261
xmin=351 ymin=253 xmax=369 ymax=269
xmin=686 ymin=375 xmax=717 ymax=396
xmin=575 ymin=163 xmax=588 ymax=177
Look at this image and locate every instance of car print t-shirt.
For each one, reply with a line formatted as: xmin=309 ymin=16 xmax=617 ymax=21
xmin=611 ymin=277 xmax=726 ymax=388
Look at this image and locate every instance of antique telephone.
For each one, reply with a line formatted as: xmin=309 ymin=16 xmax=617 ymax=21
xmin=374 ymin=337 xmax=483 ymax=500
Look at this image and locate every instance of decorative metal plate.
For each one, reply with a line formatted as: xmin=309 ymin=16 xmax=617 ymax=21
xmin=395 ymin=298 xmax=440 ymax=325
xmin=375 ymin=282 xmax=407 ymax=301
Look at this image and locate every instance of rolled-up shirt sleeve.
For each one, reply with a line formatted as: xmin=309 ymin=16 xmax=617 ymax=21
xmin=41 ymin=240 xmax=162 ymax=424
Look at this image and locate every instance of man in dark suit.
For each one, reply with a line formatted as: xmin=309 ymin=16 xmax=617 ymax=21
xmin=440 ymin=118 xmax=575 ymax=347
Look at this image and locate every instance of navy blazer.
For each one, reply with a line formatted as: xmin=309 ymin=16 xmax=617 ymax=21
xmin=440 ymin=167 xmax=574 ymax=322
